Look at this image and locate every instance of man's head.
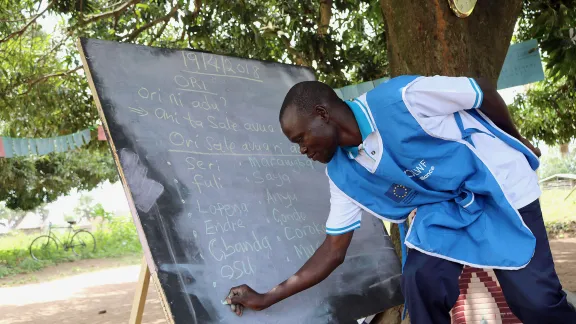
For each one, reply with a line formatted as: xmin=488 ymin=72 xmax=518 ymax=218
xmin=279 ymin=81 xmax=346 ymax=164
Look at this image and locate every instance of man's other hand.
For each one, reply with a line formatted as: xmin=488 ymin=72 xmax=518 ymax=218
xmin=519 ymin=136 xmax=541 ymax=157
xmin=225 ymin=284 xmax=270 ymax=317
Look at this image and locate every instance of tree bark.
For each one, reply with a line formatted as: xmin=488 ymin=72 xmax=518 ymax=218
xmin=318 ymin=0 xmax=333 ymax=37
xmin=560 ymin=143 xmax=570 ymax=157
xmin=375 ymin=1 xmax=524 ymax=322
xmin=380 ymin=0 xmax=523 ymax=84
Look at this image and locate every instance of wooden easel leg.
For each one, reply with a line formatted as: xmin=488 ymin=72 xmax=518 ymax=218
xmin=129 ymin=256 xmax=151 ymax=324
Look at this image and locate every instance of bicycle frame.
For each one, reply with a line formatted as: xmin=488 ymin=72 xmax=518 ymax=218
xmin=46 ymin=222 xmax=78 ymax=247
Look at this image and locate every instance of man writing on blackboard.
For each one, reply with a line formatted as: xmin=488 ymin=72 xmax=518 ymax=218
xmin=226 ymin=76 xmax=576 ymax=323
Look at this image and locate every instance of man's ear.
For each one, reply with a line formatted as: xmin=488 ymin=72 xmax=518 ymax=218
xmin=315 ymin=105 xmax=329 ymax=121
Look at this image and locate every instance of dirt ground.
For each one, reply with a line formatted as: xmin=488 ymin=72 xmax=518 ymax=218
xmin=0 ymin=259 xmax=165 ymax=324
xmin=0 ymin=239 xmax=575 ymax=324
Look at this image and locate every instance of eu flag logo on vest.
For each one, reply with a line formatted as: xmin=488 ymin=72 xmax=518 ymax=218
xmin=385 ymin=184 xmax=412 ymax=203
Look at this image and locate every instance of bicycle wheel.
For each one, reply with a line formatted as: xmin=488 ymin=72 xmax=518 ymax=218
xmin=71 ymin=230 xmax=96 ymax=256
xmin=30 ymin=235 xmax=59 ymax=261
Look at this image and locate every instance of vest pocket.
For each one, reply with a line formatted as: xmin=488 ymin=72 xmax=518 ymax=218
xmin=455 ymin=189 xmax=481 ymax=214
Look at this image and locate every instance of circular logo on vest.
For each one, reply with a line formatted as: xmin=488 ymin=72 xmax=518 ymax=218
xmin=393 ymin=184 xmax=409 ymax=198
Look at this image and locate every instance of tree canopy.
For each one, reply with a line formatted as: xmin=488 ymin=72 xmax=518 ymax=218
xmin=510 ymin=0 xmax=576 ymax=145
xmin=509 ymin=76 xmax=576 ymax=145
xmin=0 ymin=0 xmax=387 ymax=211
xmin=1 ymin=0 xmax=575 ymax=211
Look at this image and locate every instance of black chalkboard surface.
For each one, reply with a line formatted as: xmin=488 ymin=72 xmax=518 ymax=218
xmin=79 ymin=38 xmax=403 ymax=324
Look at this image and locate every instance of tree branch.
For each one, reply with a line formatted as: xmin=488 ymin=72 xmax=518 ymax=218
xmin=180 ymin=28 xmax=187 ymax=41
xmin=0 ymin=18 xmax=27 ymax=23
xmin=81 ymin=0 xmax=140 ymax=25
xmin=280 ymin=35 xmax=307 ymax=66
xmin=123 ymin=4 xmax=179 ymax=42
xmin=181 ymin=0 xmax=202 ymax=41
xmin=148 ymin=20 xmax=170 ymax=46
xmin=193 ymin=0 xmax=202 ymax=17
xmin=0 ymin=1 xmax=56 ymax=45
xmin=101 ymin=0 xmax=125 ymax=10
xmin=38 ymin=35 xmax=72 ymax=66
xmin=318 ymin=0 xmax=332 ymax=37
xmin=6 ymin=66 xmax=83 ymax=97
xmin=27 ymin=65 xmax=82 ymax=88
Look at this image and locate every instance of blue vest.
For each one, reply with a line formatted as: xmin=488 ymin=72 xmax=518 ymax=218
xmin=327 ymin=75 xmax=539 ymax=269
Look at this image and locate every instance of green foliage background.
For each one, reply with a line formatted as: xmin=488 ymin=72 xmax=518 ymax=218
xmin=1 ymin=0 xmax=575 ymax=211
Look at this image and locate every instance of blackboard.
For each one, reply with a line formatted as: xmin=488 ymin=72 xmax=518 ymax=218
xmin=78 ymin=38 xmax=403 ymax=324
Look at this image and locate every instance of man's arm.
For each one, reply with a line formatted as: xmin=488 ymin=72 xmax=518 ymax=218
xmin=475 ymin=78 xmax=541 ymax=157
xmin=403 ymin=75 xmax=541 ymax=157
xmin=225 ymin=231 xmax=354 ymax=316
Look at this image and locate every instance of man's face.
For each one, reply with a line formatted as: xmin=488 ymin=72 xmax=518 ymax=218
xmin=281 ymin=106 xmax=339 ymax=164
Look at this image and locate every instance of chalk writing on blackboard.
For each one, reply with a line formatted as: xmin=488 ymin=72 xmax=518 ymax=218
xmin=80 ymin=38 xmax=403 ymax=324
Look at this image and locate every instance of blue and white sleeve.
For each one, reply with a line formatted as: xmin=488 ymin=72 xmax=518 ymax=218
xmin=325 ymin=179 xmax=362 ymax=235
xmin=404 ymin=76 xmax=483 ymax=117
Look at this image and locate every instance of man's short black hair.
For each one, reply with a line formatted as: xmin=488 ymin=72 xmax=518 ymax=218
xmin=279 ymin=81 xmax=340 ymax=122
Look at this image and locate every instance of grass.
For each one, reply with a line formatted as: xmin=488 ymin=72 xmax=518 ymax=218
xmin=540 ymin=189 xmax=576 ymax=223
xmin=0 ymin=254 xmax=143 ymax=286
xmin=0 ymin=217 xmax=142 ymax=279
xmin=1 ymin=188 xmax=575 ymax=280
xmin=541 ymin=189 xmax=576 ymax=239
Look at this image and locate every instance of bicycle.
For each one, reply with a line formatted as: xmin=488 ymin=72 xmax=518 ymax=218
xmin=29 ymin=220 xmax=96 ymax=261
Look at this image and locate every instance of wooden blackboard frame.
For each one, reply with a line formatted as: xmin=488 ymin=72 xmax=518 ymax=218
xmin=77 ymin=37 xmax=403 ymax=323
xmin=77 ymin=39 xmax=176 ymax=323
xmin=129 ymin=257 xmax=151 ymax=323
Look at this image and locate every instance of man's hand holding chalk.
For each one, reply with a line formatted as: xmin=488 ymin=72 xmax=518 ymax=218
xmin=224 ymin=284 xmax=270 ymax=317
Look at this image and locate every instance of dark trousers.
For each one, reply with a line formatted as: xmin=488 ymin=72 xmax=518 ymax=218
xmin=401 ymin=200 xmax=576 ymax=324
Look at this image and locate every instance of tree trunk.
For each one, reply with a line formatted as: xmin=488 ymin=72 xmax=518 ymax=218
xmin=560 ymin=143 xmax=570 ymax=158
xmin=380 ymin=0 xmax=523 ymax=83
xmin=375 ymin=1 xmax=524 ymax=322
xmin=318 ymin=0 xmax=333 ymax=37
